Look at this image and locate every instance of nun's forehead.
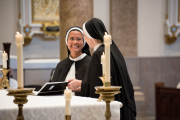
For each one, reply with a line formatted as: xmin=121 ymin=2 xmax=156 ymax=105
xmin=68 ymin=30 xmax=82 ymax=35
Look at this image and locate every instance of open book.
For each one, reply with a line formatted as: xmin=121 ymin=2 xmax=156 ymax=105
xmin=35 ymin=82 xmax=69 ymax=96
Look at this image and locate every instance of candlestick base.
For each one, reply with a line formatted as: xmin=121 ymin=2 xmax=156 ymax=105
xmin=65 ymin=115 xmax=71 ymax=120
xmin=95 ymin=86 xmax=121 ymax=120
xmin=7 ymin=88 xmax=34 ymax=120
xmin=0 ymin=68 xmax=11 ymax=89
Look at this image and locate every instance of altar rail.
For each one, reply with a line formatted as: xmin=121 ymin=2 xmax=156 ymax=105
xmin=155 ymin=82 xmax=180 ymax=120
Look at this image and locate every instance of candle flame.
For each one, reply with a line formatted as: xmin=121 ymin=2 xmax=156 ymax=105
xmin=66 ymin=87 xmax=68 ymax=90
xmin=16 ymin=32 xmax=19 ymax=34
xmin=103 ymin=52 xmax=105 ymax=55
xmin=3 ymin=51 xmax=6 ymax=53
xmin=105 ymin=32 xmax=108 ymax=35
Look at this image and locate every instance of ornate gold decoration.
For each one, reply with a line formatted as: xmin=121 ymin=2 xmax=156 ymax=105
xmin=165 ymin=25 xmax=178 ymax=45
xmin=31 ymin=0 xmax=59 ymax=23
xmin=95 ymin=86 xmax=121 ymax=120
xmin=23 ymin=25 xmax=32 ymax=46
xmin=0 ymin=68 xmax=11 ymax=89
xmin=65 ymin=115 xmax=71 ymax=120
xmin=7 ymin=88 xmax=34 ymax=120
xmin=41 ymin=21 xmax=60 ymax=37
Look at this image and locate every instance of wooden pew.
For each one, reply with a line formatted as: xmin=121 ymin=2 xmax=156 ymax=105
xmin=155 ymin=82 xmax=180 ymax=120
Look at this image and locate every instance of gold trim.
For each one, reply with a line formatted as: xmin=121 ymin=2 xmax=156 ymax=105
xmin=41 ymin=21 xmax=60 ymax=37
xmin=31 ymin=0 xmax=59 ymax=24
xmin=0 ymin=68 xmax=11 ymax=89
xmin=7 ymin=88 xmax=34 ymax=120
xmin=23 ymin=25 xmax=32 ymax=46
xmin=165 ymin=25 xmax=178 ymax=45
xmin=95 ymin=86 xmax=121 ymax=120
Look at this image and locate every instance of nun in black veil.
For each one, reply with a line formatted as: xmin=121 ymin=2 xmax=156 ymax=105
xmin=68 ymin=18 xmax=136 ymax=120
xmin=51 ymin=26 xmax=91 ymax=96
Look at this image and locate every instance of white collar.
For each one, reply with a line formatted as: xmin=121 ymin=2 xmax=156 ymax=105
xmin=69 ymin=53 xmax=87 ymax=61
xmin=94 ymin=43 xmax=103 ymax=52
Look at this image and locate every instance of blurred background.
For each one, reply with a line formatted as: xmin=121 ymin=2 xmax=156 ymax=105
xmin=0 ymin=0 xmax=180 ymax=119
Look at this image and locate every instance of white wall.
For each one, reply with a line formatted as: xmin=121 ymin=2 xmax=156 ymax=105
xmin=138 ymin=0 xmax=180 ymax=57
xmin=23 ymin=35 xmax=59 ymax=59
xmin=0 ymin=0 xmax=19 ymax=56
xmin=93 ymin=0 xmax=110 ymax=33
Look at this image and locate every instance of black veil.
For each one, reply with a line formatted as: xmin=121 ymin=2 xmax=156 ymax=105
xmin=83 ymin=18 xmax=136 ymax=119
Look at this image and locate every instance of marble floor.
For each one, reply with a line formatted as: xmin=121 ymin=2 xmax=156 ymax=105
xmin=136 ymin=116 xmax=155 ymax=120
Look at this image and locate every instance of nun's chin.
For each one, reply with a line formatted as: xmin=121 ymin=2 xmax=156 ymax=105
xmin=69 ymin=47 xmax=82 ymax=53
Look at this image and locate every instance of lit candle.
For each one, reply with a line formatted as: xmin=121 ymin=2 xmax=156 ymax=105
xmin=101 ymin=52 xmax=105 ymax=76
xmin=15 ymin=32 xmax=24 ymax=89
xmin=64 ymin=87 xmax=72 ymax=115
xmin=1 ymin=51 xmax=8 ymax=68
xmin=104 ymin=32 xmax=112 ymax=83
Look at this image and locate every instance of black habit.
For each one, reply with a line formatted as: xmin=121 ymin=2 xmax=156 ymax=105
xmin=52 ymin=55 xmax=91 ymax=96
xmin=81 ymin=18 xmax=136 ymax=120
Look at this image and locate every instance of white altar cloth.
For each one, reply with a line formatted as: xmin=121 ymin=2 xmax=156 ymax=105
xmin=0 ymin=90 xmax=122 ymax=120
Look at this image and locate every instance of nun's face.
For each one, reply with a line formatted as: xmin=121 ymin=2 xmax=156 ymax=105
xmin=83 ymin=31 xmax=94 ymax=48
xmin=67 ymin=31 xmax=84 ymax=54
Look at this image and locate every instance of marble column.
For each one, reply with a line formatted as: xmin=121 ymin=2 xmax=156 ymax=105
xmin=59 ymin=0 xmax=93 ymax=60
xmin=110 ymin=0 xmax=137 ymax=57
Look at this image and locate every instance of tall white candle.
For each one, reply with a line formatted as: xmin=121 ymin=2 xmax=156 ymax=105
xmin=104 ymin=32 xmax=112 ymax=83
xmin=101 ymin=52 xmax=105 ymax=76
xmin=1 ymin=51 xmax=8 ymax=68
xmin=64 ymin=87 xmax=72 ymax=115
xmin=15 ymin=32 xmax=24 ymax=89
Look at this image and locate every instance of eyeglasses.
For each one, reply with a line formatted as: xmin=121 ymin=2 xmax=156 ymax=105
xmin=68 ymin=37 xmax=83 ymax=42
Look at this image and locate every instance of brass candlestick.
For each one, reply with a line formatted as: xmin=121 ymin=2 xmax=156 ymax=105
xmin=0 ymin=68 xmax=11 ymax=89
xmin=95 ymin=86 xmax=121 ymax=120
xmin=65 ymin=115 xmax=71 ymax=120
xmin=7 ymin=88 xmax=34 ymax=120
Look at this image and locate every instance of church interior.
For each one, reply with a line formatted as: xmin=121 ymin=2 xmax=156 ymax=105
xmin=0 ymin=0 xmax=180 ymax=120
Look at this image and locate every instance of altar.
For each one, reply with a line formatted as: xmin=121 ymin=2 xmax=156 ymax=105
xmin=0 ymin=90 xmax=122 ymax=120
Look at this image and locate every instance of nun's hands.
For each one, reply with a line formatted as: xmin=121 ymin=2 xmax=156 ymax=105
xmin=67 ymin=79 xmax=82 ymax=92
